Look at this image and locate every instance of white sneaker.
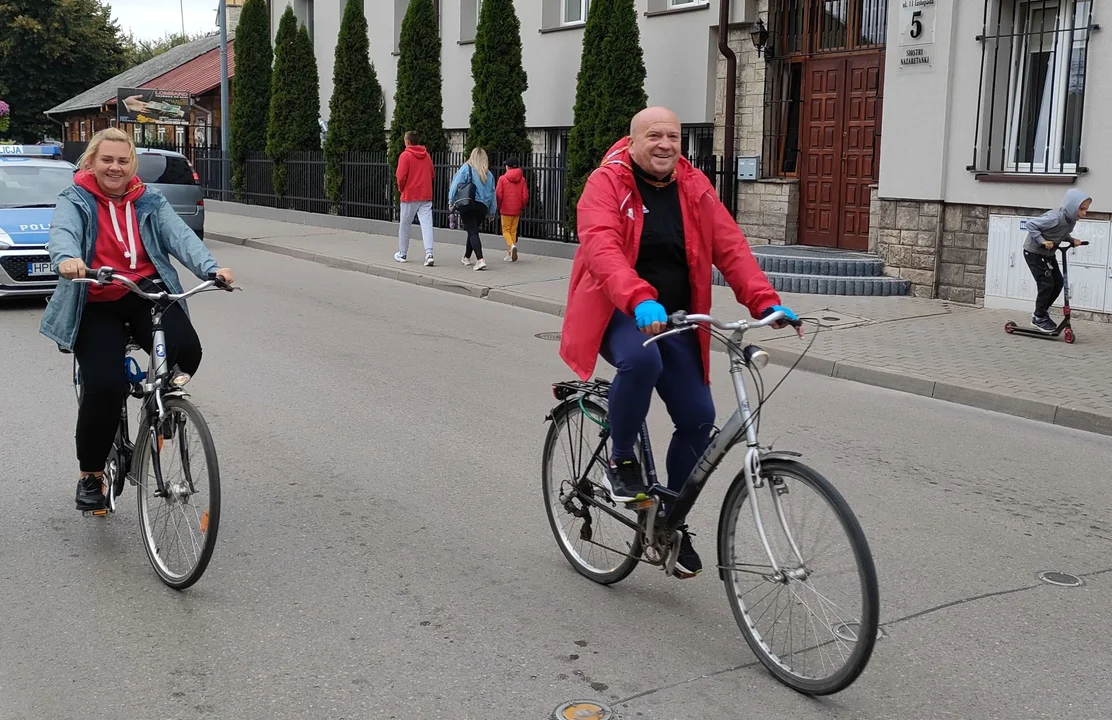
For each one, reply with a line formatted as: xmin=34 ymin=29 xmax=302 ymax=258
xmin=503 ymin=253 xmax=512 ymax=262
xmin=462 ymin=257 xmax=472 ymax=266
xmin=510 ymin=244 xmax=518 ymax=262
xmin=474 ymin=259 xmax=487 ymax=271
xmin=424 ymin=253 xmax=435 ymax=267
xmin=394 ymin=252 xmax=407 ymax=263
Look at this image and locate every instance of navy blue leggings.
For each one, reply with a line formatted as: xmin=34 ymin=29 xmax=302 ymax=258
xmin=600 ymin=309 xmax=715 ymax=493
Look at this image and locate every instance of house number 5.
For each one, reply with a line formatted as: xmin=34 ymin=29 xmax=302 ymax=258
xmin=910 ymin=10 xmax=923 ymax=39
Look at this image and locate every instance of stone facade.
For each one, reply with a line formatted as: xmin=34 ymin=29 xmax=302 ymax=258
xmin=713 ymin=0 xmax=798 ymax=245
xmin=871 ymin=188 xmax=1112 ymax=314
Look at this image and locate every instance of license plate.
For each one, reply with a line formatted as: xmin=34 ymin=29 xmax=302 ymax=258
xmin=27 ymin=261 xmax=53 ymax=277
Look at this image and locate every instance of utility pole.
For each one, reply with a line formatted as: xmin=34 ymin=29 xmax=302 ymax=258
xmin=218 ymin=0 xmax=231 ymax=199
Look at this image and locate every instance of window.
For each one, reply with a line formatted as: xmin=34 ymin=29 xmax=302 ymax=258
xmin=564 ymin=0 xmax=588 ymax=25
xmin=136 ymin=153 xmax=197 ymax=185
xmin=972 ymin=0 xmax=1094 ymax=174
xmin=670 ymin=0 xmax=708 ymax=6
xmin=772 ymin=0 xmax=887 ymax=56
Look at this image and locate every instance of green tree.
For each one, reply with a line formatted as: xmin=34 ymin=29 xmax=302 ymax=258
xmin=564 ymin=0 xmax=647 ymax=235
xmin=121 ymin=30 xmax=207 ymax=68
xmin=388 ymin=0 xmax=447 ymax=174
xmin=465 ymin=0 xmax=529 ymax=159
xmin=324 ymin=0 xmax=387 ymax=211
xmin=229 ymin=0 xmax=272 ymax=200
xmin=0 ymin=0 xmax=127 ymax=142
xmin=267 ymin=9 xmax=321 ymax=198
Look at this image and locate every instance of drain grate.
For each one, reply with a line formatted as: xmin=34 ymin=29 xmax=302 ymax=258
xmin=1038 ymin=571 xmax=1084 ymax=587
xmin=553 ymin=700 xmax=614 ymax=720
xmin=536 ymin=332 xmax=562 ymax=341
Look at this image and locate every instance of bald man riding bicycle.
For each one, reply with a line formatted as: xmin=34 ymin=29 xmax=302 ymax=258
xmin=559 ymin=106 xmax=798 ymax=578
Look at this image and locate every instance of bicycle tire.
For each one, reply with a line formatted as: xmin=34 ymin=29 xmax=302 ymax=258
xmin=542 ymin=398 xmax=642 ymax=585
xmin=135 ymin=397 xmax=221 ymax=590
xmin=718 ymin=458 xmax=879 ymax=695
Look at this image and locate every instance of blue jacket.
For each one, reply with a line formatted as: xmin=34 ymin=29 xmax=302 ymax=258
xmin=40 ymin=184 xmax=219 ymax=352
xmin=448 ymin=163 xmax=497 ymax=218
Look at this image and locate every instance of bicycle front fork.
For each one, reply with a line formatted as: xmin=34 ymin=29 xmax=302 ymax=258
xmin=744 ymin=449 xmax=808 ymax=582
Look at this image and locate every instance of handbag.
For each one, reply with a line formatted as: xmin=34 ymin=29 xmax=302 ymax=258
xmin=452 ymin=165 xmax=477 ymax=212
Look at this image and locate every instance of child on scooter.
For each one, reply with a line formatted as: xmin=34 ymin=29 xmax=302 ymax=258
xmin=1023 ymin=189 xmax=1092 ymax=332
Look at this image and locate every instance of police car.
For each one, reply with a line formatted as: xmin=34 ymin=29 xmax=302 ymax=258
xmin=0 ymin=144 xmax=76 ymax=298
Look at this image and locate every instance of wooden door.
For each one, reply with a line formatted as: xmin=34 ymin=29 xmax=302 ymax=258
xmin=840 ymin=54 xmax=882 ymax=251
xmin=799 ymin=57 xmax=845 ymax=248
xmin=798 ymin=53 xmax=883 ymax=251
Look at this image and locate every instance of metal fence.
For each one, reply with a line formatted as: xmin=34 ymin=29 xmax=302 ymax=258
xmin=195 ymin=149 xmax=737 ymax=243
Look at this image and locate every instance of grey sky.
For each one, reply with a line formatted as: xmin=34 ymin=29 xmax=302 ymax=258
xmin=108 ymin=0 xmax=220 ymax=41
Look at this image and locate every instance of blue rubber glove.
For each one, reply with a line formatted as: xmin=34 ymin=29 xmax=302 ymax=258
xmin=761 ymin=304 xmax=799 ymax=322
xmin=634 ymin=299 xmax=668 ymax=329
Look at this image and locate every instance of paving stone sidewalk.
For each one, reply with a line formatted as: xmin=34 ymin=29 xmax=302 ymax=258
xmin=206 ymin=209 xmax=1112 ymax=436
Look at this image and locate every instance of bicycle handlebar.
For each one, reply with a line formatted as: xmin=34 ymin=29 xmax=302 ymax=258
xmin=72 ymin=266 xmax=237 ymax=302
xmin=642 ymin=310 xmax=799 ymax=347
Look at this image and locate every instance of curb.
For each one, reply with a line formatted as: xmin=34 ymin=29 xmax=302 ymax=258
xmin=209 ymin=233 xmax=1112 ymax=438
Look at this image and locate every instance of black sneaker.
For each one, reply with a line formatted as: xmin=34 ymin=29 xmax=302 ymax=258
xmin=75 ymin=474 xmax=106 ymax=511
xmin=607 ymin=458 xmax=649 ymax=500
xmin=1031 ymin=314 xmax=1057 ymax=333
xmin=673 ymin=526 xmax=702 ymax=578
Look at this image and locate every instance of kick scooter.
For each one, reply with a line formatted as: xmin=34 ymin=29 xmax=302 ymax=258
xmin=1004 ymin=239 xmax=1089 ymax=344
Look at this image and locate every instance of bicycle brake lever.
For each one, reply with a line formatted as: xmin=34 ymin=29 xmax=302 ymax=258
xmin=642 ymin=325 xmax=692 ymax=347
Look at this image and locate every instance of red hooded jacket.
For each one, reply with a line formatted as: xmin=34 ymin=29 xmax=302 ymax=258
xmin=396 ymin=145 xmax=433 ymax=203
xmin=74 ymin=171 xmax=156 ymax=302
xmin=559 ymin=139 xmax=781 ymax=384
xmin=495 ymin=167 xmax=529 ymax=217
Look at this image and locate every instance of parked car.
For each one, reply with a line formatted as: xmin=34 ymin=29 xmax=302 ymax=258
xmin=0 ymin=145 xmax=75 ymax=298
xmin=135 ymin=147 xmax=205 ymax=241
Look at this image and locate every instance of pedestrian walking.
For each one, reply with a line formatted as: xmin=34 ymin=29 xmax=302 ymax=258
xmin=1023 ymin=188 xmax=1091 ymax=332
xmin=448 ymin=147 xmax=497 ymax=271
xmin=495 ymin=157 xmax=529 ymax=262
xmin=395 ymin=130 xmax=436 ymax=267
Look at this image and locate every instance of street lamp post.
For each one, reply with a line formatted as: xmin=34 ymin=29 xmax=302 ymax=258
xmin=217 ymin=0 xmax=231 ymax=200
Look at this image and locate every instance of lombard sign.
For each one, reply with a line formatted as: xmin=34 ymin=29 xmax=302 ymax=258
xmin=898 ymin=0 xmax=936 ymax=70
xmin=116 ymin=87 xmax=192 ymax=126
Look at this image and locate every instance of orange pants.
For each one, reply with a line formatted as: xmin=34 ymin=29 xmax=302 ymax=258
xmin=501 ymin=215 xmax=520 ymax=249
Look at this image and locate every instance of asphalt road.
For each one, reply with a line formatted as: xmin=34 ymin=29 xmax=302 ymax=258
xmin=2 ymin=245 xmax=1110 ymax=720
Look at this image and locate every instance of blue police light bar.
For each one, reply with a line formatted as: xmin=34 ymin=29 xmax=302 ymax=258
xmin=0 ymin=145 xmax=63 ymax=158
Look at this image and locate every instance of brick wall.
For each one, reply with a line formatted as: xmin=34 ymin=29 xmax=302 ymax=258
xmin=869 ymin=191 xmax=942 ymax=298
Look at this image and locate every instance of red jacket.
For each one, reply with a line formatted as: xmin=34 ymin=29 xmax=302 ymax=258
xmin=396 ymin=145 xmax=433 ymax=202
xmin=74 ymin=171 xmax=156 ymax=302
xmin=559 ymin=139 xmax=780 ymax=383
xmin=495 ymin=167 xmax=529 ymax=216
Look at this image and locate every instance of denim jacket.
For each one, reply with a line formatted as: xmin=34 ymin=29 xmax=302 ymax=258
xmin=448 ymin=163 xmax=497 ymax=218
xmin=40 ymin=184 xmax=219 ymax=352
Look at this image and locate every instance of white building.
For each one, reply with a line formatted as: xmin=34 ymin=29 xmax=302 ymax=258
xmin=267 ymin=0 xmax=759 ymax=157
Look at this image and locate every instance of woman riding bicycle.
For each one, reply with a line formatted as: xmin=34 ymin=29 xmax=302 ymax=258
xmin=40 ymin=128 xmax=234 ymax=513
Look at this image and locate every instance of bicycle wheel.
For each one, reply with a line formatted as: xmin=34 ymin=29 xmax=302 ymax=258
xmin=135 ymin=397 xmax=221 ymax=589
xmin=718 ymin=458 xmax=879 ymax=695
xmin=542 ymin=397 xmax=642 ymax=584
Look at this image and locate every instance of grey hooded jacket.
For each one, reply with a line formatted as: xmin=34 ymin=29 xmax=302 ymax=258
xmin=1024 ymin=189 xmax=1092 ymax=257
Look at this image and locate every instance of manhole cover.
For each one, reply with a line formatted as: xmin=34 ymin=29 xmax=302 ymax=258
xmin=823 ymin=315 xmax=841 ymax=321
xmin=536 ymin=332 xmax=562 ymax=341
xmin=553 ymin=701 xmax=614 ymax=720
xmin=1038 ymin=571 xmax=1084 ymax=587
xmin=831 ymin=621 xmax=884 ymax=642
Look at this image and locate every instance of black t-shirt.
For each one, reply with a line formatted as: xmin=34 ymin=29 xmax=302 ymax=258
xmin=632 ymin=163 xmax=690 ymax=315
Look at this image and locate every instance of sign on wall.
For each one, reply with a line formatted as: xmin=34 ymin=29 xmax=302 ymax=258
xmin=116 ymin=87 xmax=192 ymax=126
xmin=898 ymin=0 xmax=936 ymax=70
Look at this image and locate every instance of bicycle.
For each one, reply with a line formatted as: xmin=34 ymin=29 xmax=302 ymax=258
xmin=542 ymin=309 xmax=880 ymax=695
xmin=71 ymin=266 xmax=237 ymax=590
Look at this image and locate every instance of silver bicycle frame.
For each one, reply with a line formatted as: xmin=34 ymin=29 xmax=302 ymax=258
xmin=644 ymin=312 xmax=808 ymax=579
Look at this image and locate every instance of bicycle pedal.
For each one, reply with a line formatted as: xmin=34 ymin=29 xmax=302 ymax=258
xmin=82 ymin=508 xmax=110 ymax=518
xmin=624 ymin=496 xmax=656 ymax=510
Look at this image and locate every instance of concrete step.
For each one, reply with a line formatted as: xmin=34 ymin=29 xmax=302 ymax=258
xmin=713 ymin=267 xmax=911 ymax=296
xmin=750 ymin=245 xmax=885 ymax=277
